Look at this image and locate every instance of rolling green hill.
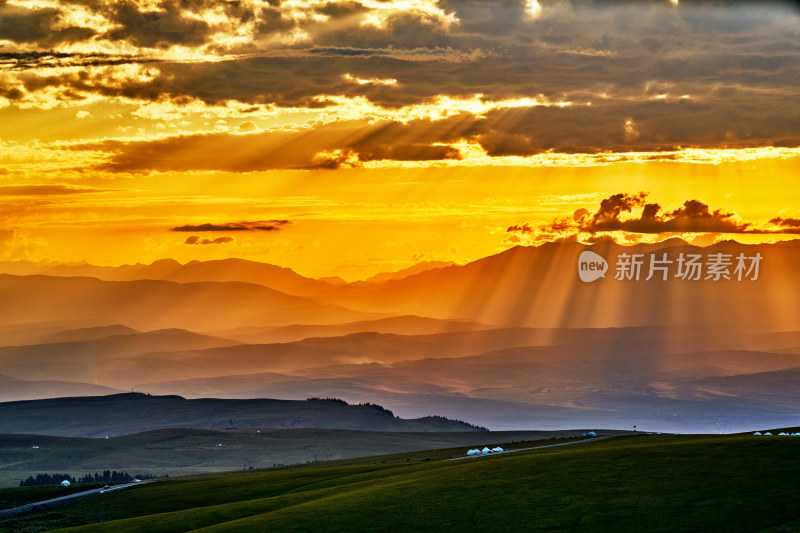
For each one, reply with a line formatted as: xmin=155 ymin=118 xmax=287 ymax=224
xmin=2 ymin=434 xmax=800 ymax=532
xmin=0 ymin=428 xmax=599 ymax=489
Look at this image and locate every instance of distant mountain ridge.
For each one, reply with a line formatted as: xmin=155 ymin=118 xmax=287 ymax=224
xmin=0 ymin=240 xmax=798 ymax=432
xmin=307 ymin=239 xmax=800 ymax=329
xmin=0 ymin=257 xmax=454 ymax=295
xmin=0 ymin=374 xmax=121 ymax=403
xmin=3 ymin=240 xmax=798 ymax=330
xmin=0 ymin=274 xmax=377 ymax=331
xmin=0 ymin=393 xmax=488 ymax=437
xmin=359 ymin=261 xmax=455 ymax=284
xmin=0 ymin=328 xmax=238 ymax=371
xmin=212 ymin=315 xmax=495 ymax=344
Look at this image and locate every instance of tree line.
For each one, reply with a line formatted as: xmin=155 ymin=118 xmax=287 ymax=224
xmin=19 ymin=471 xmax=163 ymax=486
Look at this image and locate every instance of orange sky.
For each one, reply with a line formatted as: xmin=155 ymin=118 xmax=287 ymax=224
xmin=1 ymin=0 xmax=799 ymax=279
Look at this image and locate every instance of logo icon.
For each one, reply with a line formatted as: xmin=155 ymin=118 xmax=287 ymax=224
xmin=578 ymin=250 xmax=608 ymax=283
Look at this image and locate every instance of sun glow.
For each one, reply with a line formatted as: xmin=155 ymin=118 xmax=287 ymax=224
xmin=0 ymin=0 xmax=796 ymax=279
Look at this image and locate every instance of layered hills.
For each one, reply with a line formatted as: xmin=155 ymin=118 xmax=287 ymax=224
xmin=0 ymin=240 xmax=798 ymax=433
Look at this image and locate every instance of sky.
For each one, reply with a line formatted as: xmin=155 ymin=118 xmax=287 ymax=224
xmin=1 ymin=0 xmax=799 ymax=280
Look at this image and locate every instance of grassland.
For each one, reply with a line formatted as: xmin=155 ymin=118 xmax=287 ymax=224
xmin=0 ymin=428 xmax=599 ymax=488
xmin=2 ymin=433 xmax=800 ymax=532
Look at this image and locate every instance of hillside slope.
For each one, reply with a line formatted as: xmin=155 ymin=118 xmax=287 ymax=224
xmin=0 ymin=428 xmax=597 ymax=488
xmin=309 ymin=240 xmax=800 ymax=330
xmin=0 ymin=275 xmax=375 ymax=331
xmin=0 ymin=394 xmax=485 ymax=437
xmin=3 ymin=434 xmax=800 ymax=532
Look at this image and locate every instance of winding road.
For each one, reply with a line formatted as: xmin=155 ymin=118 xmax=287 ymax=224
xmin=0 ymin=481 xmax=145 ymax=520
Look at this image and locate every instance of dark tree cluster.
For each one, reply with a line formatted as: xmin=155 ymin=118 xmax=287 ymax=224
xmin=306 ymin=397 xmax=349 ymax=406
xmin=19 ymin=471 xmax=162 ymax=487
xmin=423 ymin=415 xmax=490 ymax=432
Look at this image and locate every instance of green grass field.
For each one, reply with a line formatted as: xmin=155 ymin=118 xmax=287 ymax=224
xmin=0 ymin=428 xmax=604 ymax=488
xmin=2 ymin=434 xmax=800 ymax=532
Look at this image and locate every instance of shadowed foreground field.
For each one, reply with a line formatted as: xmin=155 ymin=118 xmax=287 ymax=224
xmin=2 ymin=434 xmax=800 ymax=532
xmin=0 ymin=428 xmax=604 ymax=489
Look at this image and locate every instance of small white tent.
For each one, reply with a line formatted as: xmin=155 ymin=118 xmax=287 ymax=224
xmin=753 ymin=432 xmax=762 ymax=435
xmin=481 ymin=447 xmax=491 ymax=454
xmin=492 ymin=447 xmax=503 ymax=452
xmin=60 ymin=480 xmax=71 ymax=487
xmin=764 ymin=432 xmax=773 ymax=435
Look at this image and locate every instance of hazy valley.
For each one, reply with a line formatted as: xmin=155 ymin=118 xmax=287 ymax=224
xmin=1 ymin=240 xmax=799 ymax=436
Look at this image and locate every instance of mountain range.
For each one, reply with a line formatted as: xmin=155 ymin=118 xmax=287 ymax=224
xmin=0 ymin=239 xmax=798 ymax=432
xmin=4 ymin=239 xmax=797 ymax=329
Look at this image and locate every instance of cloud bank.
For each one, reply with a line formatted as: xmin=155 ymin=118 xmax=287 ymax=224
xmin=508 ymin=192 xmax=800 ymax=243
xmin=3 ymin=0 xmax=799 ymax=169
xmin=171 ymin=221 xmax=291 ymax=232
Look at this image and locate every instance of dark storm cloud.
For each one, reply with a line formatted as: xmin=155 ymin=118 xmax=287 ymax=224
xmin=0 ymin=4 xmax=95 ymax=46
xmin=171 ymin=221 xmax=290 ymax=232
xmin=184 ymin=236 xmax=234 ymax=245
xmin=308 ymin=48 xmax=387 ymax=56
xmin=251 ymin=5 xmax=295 ymax=35
xmin=84 ymin=119 xmax=464 ymax=172
xmin=466 ymin=99 xmax=800 ymax=154
xmin=6 ymin=0 xmax=800 ymax=156
xmin=506 ymin=223 xmax=533 ymax=233
xmin=111 ymin=40 xmax=800 ymax=112
xmin=20 ymin=45 xmax=800 ymax=151
xmin=582 ymin=195 xmax=754 ymax=234
xmin=103 ymin=1 xmax=213 ymax=49
xmin=11 ymin=56 xmax=426 ymax=107
xmin=530 ymin=193 xmax=800 ymax=236
xmin=770 ymin=217 xmax=800 ymax=228
xmin=0 ymin=52 xmax=162 ymax=70
xmin=75 ymin=95 xmax=800 ymax=173
xmin=352 ymin=142 xmax=461 ymax=162
xmin=316 ymin=2 xmax=369 ymax=18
